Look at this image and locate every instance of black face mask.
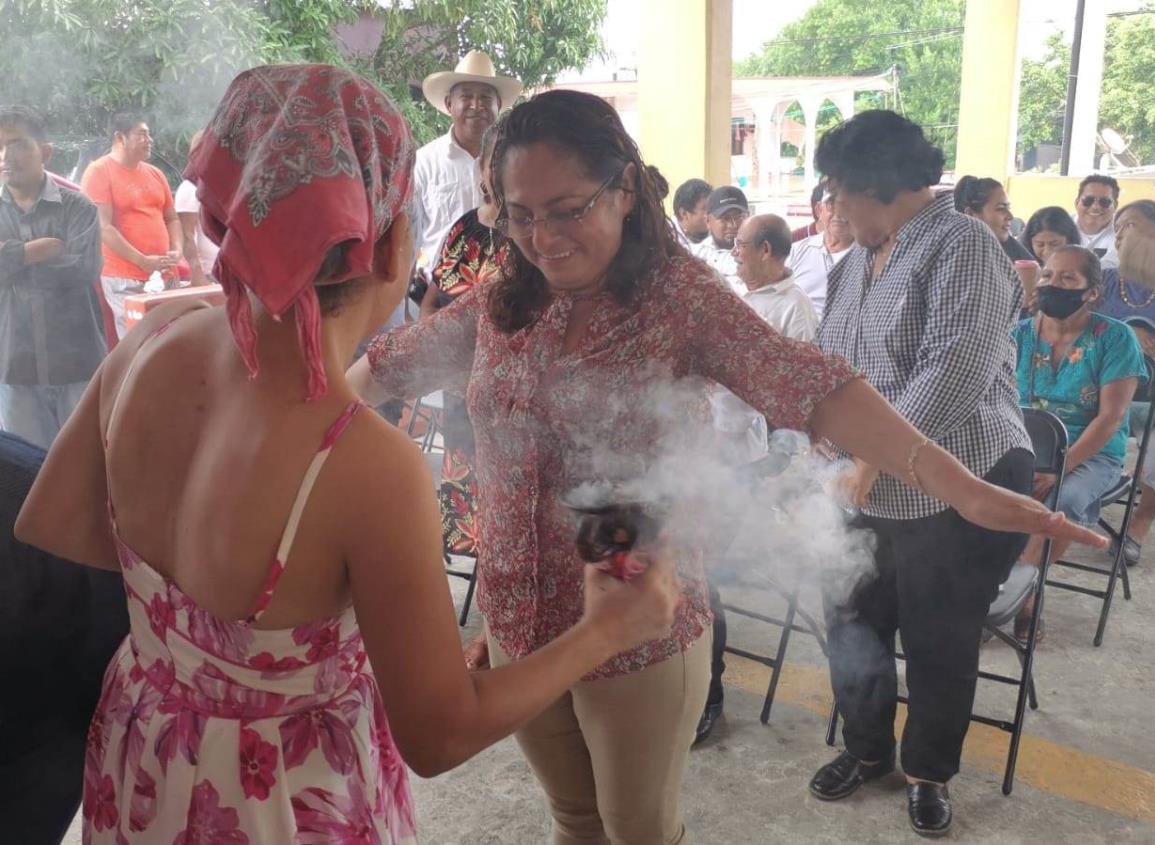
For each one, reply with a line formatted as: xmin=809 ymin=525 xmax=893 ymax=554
xmin=1037 ymin=285 xmax=1090 ymax=320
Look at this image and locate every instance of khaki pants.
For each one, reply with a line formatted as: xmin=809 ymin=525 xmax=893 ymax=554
xmin=488 ymin=628 xmax=711 ymax=845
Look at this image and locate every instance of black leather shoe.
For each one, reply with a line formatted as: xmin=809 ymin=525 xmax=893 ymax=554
xmin=808 ymin=750 xmax=895 ymax=801
xmin=693 ymin=700 xmax=723 ymax=746
xmin=907 ymin=781 xmax=952 ymax=837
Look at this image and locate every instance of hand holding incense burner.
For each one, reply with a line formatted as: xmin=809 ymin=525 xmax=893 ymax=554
xmin=561 ymin=488 xmax=666 ymax=580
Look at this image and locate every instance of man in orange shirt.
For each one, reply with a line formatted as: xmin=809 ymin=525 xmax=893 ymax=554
xmin=81 ymin=114 xmax=182 ymax=338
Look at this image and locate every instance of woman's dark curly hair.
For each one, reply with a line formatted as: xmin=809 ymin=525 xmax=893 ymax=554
xmin=1022 ymin=206 xmax=1081 ymax=262
xmin=815 ymin=110 xmax=945 ymax=203
xmin=487 ymin=89 xmax=684 ymax=332
xmin=953 ymin=175 xmax=1004 ymax=215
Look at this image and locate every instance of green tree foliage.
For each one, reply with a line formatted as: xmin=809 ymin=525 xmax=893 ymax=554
xmin=366 ymin=0 xmax=607 ymax=146
xmin=1017 ymin=32 xmax=1071 ymax=160
xmin=1017 ymin=10 xmax=1155 ymax=170
xmin=735 ymin=0 xmax=965 ymax=166
xmin=0 ymin=0 xmax=605 ymax=177
xmin=1100 ymin=11 xmax=1155 ymax=165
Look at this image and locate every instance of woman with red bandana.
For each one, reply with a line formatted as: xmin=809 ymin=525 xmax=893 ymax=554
xmin=15 ymin=65 xmax=680 ymax=844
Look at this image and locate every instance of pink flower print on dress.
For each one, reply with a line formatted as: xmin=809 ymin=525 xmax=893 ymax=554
xmin=173 ymin=781 xmax=250 ymax=845
xmin=1068 ymin=346 xmax=1085 ymax=365
xmin=238 ymin=727 xmax=279 ymax=800
xmin=84 ymin=773 xmax=119 ymax=832
xmin=279 ymin=704 xmax=358 ymax=775
xmin=191 ymin=661 xmax=285 ymax=718
xmin=291 ymin=780 xmax=382 ymax=845
xmin=186 ymin=607 xmax=256 ymax=662
xmin=128 ymin=767 xmax=158 ymax=832
xmin=154 ymin=704 xmax=206 ymax=774
xmin=293 ymin=618 xmax=343 ymax=661
xmin=249 ymin=651 xmax=307 ymax=674
xmin=146 ymin=593 xmax=176 ymax=638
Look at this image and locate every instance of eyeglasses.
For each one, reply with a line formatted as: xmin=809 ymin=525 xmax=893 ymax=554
xmin=1080 ymin=196 xmax=1115 ymax=209
xmin=495 ymin=172 xmax=620 ymax=239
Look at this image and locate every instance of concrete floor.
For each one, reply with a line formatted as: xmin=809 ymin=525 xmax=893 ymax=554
xmin=403 ymin=538 xmax=1155 ymax=845
xmin=63 ymin=476 xmax=1155 ymax=844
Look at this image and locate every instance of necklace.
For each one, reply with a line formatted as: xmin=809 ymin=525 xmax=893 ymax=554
xmin=1119 ymin=278 xmax=1155 ymax=309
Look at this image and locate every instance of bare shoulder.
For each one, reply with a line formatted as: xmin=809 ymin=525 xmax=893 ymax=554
xmin=330 ymin=408 xmax=435 ymax=515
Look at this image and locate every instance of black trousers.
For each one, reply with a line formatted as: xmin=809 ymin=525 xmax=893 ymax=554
xmin=825 ymin=448 xmax=1032 ymax=783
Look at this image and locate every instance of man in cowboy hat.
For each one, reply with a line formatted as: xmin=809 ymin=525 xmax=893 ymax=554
xmin=413 ymin=50 xmax=522 ymax=270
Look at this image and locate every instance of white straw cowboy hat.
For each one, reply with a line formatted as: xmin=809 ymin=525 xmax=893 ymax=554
xmin=422 ymin=50 xmax=523 ymax=115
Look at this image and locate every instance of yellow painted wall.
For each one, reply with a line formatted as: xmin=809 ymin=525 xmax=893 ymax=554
xmin=955 ymin=0 xmax=1021 ymax=178
xmin=1007 ymin=175 xmax=1155 ymax=217
xmin=638 ymin=0 xmax=732 ymax=195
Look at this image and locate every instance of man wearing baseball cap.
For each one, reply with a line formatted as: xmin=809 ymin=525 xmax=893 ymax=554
xmin=691 ymin=185 xmax=749 ymax=293
xmin=413 ymin=51 xmax=523 ymax=270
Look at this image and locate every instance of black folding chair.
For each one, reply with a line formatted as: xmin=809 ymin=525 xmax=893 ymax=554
xmin=721 ymin=578 xmax=828 ymax=724
xmin=1046 ymin=355 xmax=1154 ymax=646
xmin=446 ymin=553 xmax=478 ymax=627
xmin=825 ymin=409 xmax=1068 ymax=796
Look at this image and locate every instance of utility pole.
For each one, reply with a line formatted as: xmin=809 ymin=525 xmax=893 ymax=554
xmin=1059 ymin=0 xmax=1087 ymax=176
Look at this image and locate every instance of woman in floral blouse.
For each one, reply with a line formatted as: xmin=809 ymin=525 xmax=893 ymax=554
xmin=1013 ymin=245 xmax=1145 ymax=639
xmin=350 ymin=90 xmax=1104 ymax=843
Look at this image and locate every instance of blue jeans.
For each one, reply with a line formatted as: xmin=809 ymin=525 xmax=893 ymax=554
xmin=1057 ymin=452 xmax=1124 ymax=526
xmin=0 ymin=382 xmax=88 ymax=449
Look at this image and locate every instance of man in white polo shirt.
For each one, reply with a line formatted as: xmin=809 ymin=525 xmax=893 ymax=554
xmin=413 ymin=51 xmax=522 ymax=271
xmin=787 ymin=187 xmax=853 ymax=318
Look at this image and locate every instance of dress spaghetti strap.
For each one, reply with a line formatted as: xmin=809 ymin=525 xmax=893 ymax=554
xmin=244 ymin=401 xmax=364 ymax=623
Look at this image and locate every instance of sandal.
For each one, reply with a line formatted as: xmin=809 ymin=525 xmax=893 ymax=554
xmin=1014 ymin=613 xmax=1045 ymax=646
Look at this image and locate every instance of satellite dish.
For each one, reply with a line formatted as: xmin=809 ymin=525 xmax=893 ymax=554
xmin=1102 ymin=127 xmax=1129 ymax=155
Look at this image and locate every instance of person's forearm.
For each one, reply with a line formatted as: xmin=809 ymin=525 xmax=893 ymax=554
xmin=166 ymin=218 xmax=183 ymax=255
xmin=1066 ymin=414 xmax=1127 ymax=471
xmin=810 ymin=377 xmax=979 ymax=506
xmin=23 ymin=237 xmax=65 ymax=265
xmin=412 ymin=620 xmax=616 ymax=776
xmin=100 ymin=225 xmax=148 ymax=267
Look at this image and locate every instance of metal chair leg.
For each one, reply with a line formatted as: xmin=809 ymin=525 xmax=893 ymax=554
xmin=760 ymin=592 xmax=799 ymax=724
xmin=1121 ymin=557 xmax=1132 ymax=601
xmin=458 ymin=562 xmax=478 ymax=627
xmin=1094 ymin=548 xmax=1126 ymax=647
xmin=825 ymin=704 xmax=839 ymax=747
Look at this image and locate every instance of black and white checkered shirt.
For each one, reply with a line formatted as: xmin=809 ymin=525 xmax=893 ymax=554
xmin=817 ymin=193 xmax=1031 ymax=520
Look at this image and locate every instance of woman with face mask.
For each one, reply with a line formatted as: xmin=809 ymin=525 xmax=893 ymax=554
xmin=1012 ymin=245 xmax=1147 ymax=641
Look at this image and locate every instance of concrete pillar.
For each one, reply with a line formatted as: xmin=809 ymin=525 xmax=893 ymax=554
xmin=753 ymin=99 xmax=778 ymax=196
xmin=955 ymin=0 xmax=1022 ymax=178
xmin=1069 ymin=4 xmax=1108 ymax=175
xmin=801 ymin=96 xmax=821 ymax=192
xmin=638 ymin=0 xmax=733 ymax=191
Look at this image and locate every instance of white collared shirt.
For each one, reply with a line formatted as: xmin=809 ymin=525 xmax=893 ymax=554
xmin=412 ymin=132 xmax=483 ymax=268
xmin=711 ymin=275 xmax=819 ymax=463
xmin=690 ymin=238 xmax=742 ymax=293
xmin=786 ymin=232 xmax=852 ymax=318
xmin=1075 ymin=217 xmax=1119 ymax=269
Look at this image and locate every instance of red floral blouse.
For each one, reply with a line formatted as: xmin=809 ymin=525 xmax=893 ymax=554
xmin=367 ymin=254 xmax=858 ymax=678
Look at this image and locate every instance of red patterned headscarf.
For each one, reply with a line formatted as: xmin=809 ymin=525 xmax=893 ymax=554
xmin=185 ymin=64 xmax=415 ymax=400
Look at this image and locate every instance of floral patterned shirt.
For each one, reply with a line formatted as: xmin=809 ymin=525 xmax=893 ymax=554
xmin=1014 ymin=312 xmax=1147 ymax=462
xmin=368 ymin=254 xmax=858 ymax=678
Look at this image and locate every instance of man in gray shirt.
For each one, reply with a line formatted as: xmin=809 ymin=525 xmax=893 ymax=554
xmin=0 ymin=106 xmax=105 ymax=448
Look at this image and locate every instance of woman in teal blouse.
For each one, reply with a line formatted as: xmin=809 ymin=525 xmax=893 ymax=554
xmin=1013 ymin=245 xmax=1147 ymax=640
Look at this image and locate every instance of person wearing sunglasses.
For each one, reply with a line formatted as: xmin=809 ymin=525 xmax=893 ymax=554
xmin=1073 ymin=174 xmax=1121 ymax=269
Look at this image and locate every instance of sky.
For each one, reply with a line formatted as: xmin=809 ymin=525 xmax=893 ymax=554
xmin=564 ymin=0 xmax=1149 ymax=80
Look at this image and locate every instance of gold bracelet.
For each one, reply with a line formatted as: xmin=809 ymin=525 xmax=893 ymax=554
xmin=907 ymin=436 xmax=932 ymax=491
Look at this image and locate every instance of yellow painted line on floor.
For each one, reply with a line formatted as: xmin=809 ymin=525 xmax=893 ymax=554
xmin=724 ymin=654 xmax=1155 ymax=825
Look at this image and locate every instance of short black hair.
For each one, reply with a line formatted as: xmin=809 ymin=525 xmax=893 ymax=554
xmin=749 ymin=216 xmax=792 ymax=259
xmin=1077 ymin=174 xmax=1120 ymax=201
xmin=673 ymin=178 xmax=712 ymax=216
xmin=1022 ymin=205 xmax=1082 ymax=261
xmin=953 ymin=175 xmax=1004 ymax=214
xmin=815 ymin=110 xmax=945 ymax=204
xmin=0 ymin=106 xmax=48 ymax=142
xmin=110 ymin=112 xmax=146 ymax=140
